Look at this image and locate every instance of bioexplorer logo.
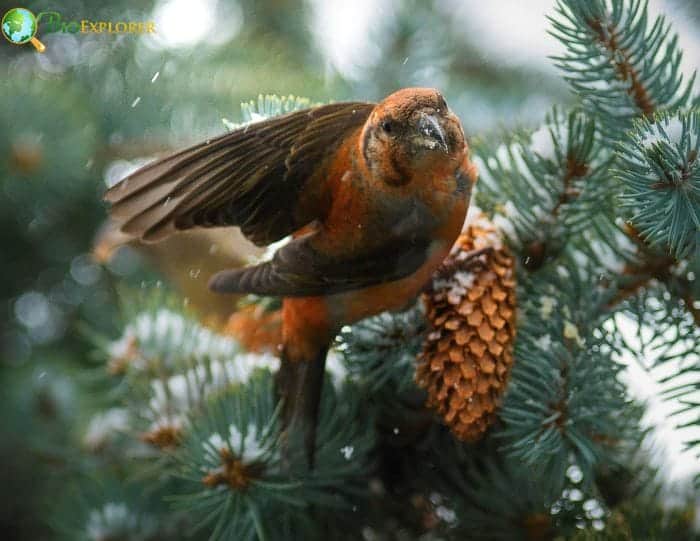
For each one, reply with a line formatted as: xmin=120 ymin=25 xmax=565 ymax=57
xmin=1 ymin=8 xmax=45 ymax=52
xmin=1 ymin=7 xmax=156 ymax=52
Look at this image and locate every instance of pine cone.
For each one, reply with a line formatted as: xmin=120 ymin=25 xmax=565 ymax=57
xmin=416 ymin=212 xmax=517 ymax=441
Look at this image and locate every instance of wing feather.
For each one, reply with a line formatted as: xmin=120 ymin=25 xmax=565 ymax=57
xmin=105 ymin=102 xmax=375 ymax=245
xmin=208 ymin=233 xmax=433 ymax=297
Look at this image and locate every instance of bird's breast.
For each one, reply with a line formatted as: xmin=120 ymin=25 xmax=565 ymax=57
xmin=328 ymin=238 xmax=454 ymax=326
xmin=324 ymin=152 xmax=475 ymax=327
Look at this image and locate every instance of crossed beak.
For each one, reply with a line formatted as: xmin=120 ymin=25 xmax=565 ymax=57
xmin=418 ymin=112 xmax=449 ymax=153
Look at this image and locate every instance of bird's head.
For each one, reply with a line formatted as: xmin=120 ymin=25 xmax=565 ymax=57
xmin=360 ymin=87 xmax=466 ymax=186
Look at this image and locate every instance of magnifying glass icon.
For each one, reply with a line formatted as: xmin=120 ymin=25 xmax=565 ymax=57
xmin=2 ymin=8 xmax=46 ymax=53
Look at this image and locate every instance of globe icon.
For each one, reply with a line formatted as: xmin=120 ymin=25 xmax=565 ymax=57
xmin=2 ymin=7 xmax=38 ymax=45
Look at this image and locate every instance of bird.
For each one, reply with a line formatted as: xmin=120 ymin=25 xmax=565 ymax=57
xmin=104 ymin=87 xmax=477 ymax=467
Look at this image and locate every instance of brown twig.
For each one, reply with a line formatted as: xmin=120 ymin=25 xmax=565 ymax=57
xmin=608 ymin=224 xmax=700 ymax=326
xmin=586 ymin=17 xmax=655 ymax=116
xmin=523 ymin=154 xmax=588 ymax=271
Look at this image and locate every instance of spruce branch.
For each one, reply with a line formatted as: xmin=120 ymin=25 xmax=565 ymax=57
xmin=609 ymin=223 xmax=700 ymax=326
xmin=172 ymin=373 xmax=374 ymax=540
xmin=423 ymin=435 xmax=614 ymax=539
xmin=336 ymin=305 xmax=434 ymax=445
xmin=550 ymin=0 xmax=696 ymax=136
xmin=616 ymin=110 xmax=700 ymax=261
xmin=476 ymin=105 xmax=699 ymax=325
xmin=337 ymin=304 xmax=426 ymax=395
xmin=613 ymin=283 xmax=700 ymax=475
xmin=223 ymin=94 xmax=321 ymax=131
xmin=472 ymin=101 xmax=700 ymax=491
xmin=102 ymin=287 xmax=244 ymax=378
xmin=475 ymin=108 xmax=614 ymax=270
xmin=94 ymin=288 xmax=280 ymax=452
xmin=497 ymin=259 xmax=632 ymax=488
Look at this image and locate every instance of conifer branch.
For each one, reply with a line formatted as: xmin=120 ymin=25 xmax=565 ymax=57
xmin=611 ymin=224 xmax=700 ymax=326
xmin=585 ymin=13 xmax=655 ymax=117
xmin=616 ymin=111 xmax=700 ymax=260
xmin=550 ymin=0 xmax=696 ymax=135
xmin=475 ymin=108 xmax=613 ymax=270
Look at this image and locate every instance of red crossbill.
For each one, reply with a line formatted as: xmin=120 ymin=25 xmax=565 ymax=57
xmin=105 ymin=87 xmax=477 ymax=465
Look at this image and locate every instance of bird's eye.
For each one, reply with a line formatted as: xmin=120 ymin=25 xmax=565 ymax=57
xmin=381 ymin=120 xmax=393 ymax=133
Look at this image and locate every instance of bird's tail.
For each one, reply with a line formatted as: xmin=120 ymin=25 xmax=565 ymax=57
xmin=275 ymin=345 xmax=328 ymax=471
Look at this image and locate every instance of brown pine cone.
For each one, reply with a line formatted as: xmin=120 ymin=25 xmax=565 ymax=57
xmin=416 ymin=212 xmax=517 ymax=441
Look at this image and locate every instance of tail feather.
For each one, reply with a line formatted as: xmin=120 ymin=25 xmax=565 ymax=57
xmin=208 ymin=263 xmax=276 ymax=295
xmin=275 ymin=346 xmax=328 ymax=470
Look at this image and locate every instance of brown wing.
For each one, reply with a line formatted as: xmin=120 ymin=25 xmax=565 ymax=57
xmin=208 ymin=201 xmax=440 ymax=297
xmin=104 ymin=102 xmax=375 ymax=245
xmin=208 ymin=233 xmax=434 ymax=297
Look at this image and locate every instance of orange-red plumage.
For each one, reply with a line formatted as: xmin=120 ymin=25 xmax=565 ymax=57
xmin=104 ymin=88 xmax=477 ymax=466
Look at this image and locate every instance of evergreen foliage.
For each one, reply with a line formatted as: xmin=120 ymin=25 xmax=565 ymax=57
xmin=616 ymin=111 xmax=700 ymax=260
xmin=497 ymin=258 xmax=631 ymax=491
xmin=2 ymin=0 xmax=699 ymax=539
xmin=549 ymin=0 xmax=696 ymax=136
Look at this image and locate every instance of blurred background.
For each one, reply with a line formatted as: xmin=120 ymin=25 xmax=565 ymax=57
xmin=0 ymin=0 xmax=698 ymax=538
